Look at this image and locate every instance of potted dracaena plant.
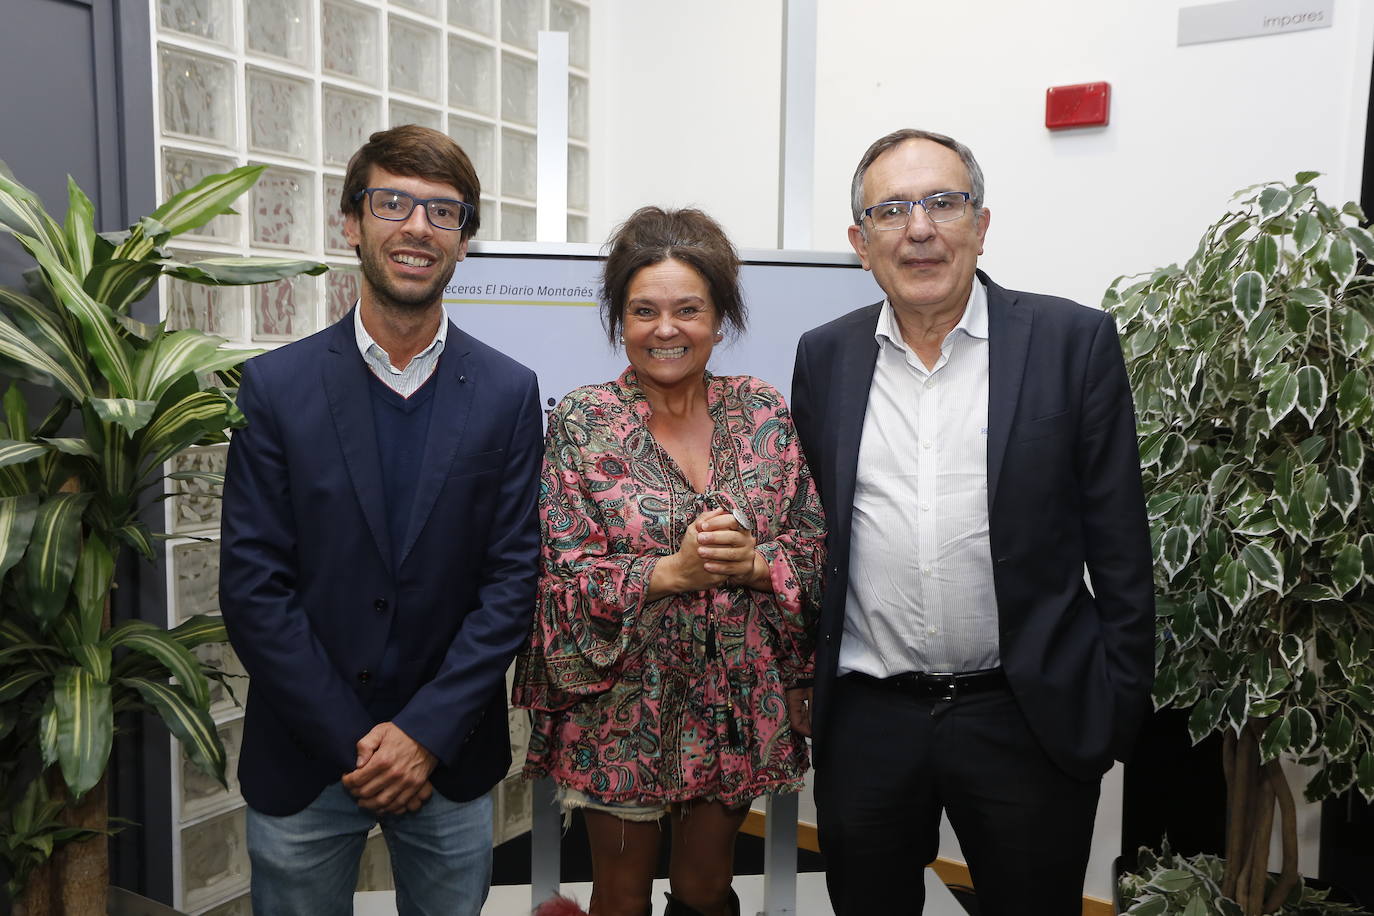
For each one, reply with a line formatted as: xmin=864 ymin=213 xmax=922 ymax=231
xmin=1104 ymin=173 xmax=1374 ymax=916
xmin=0 ymin=161 xmax=325 ymax=915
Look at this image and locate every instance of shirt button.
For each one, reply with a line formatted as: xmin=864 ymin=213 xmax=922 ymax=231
xmin=922 ymin=566 xmax=932 ymax=576
xmin=357 ymin=669 xmax=371 ymax=685
xmin=374 ymin=598 xmax=388 ymax=613
xmin=928 ymin=626 xmax=938 ymax=635
xmin=920 ymin=503 xmax=930 ymax=511
xmin=922 ymin=440 xmax=932 ymax=449
xmin=925 ymin=379 xmax=935 ymax=390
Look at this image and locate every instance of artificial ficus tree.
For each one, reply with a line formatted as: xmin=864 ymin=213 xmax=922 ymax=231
xmin=1106 ymin=174 xmax=1374 ymax=916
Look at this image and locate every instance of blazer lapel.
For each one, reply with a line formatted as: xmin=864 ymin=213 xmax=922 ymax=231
xmin=323 ymin=312 xmax=393 ymax=573
xmin=985 ymin=274 xmax=1033 ymax=511
xmin=831 ymin=309 xmax=880 ymax=549
xmin=396 ymin=322 xmax=475 ymax=569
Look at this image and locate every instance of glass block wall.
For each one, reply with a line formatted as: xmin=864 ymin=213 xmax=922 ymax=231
xmin=153 ymin=0 xmax=588 ymax=910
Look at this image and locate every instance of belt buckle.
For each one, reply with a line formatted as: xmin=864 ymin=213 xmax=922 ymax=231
xmin=926 ymin=672 xmax=958 ymax=702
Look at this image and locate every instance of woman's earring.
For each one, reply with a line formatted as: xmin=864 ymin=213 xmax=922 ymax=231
xmin=618 ymin=335 xmax=625 ymax=346
xmin=714 ymin=331 xmax=724 ymax=341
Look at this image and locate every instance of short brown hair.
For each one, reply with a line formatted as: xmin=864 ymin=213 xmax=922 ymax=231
xmin=600 ymin=206 xmax=746 ymax=345
xmin=341 ymin=125 xmax=482 ymax=241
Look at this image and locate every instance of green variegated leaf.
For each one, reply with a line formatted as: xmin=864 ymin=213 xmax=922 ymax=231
xmin=1346 ymin=225 xmax=1374 ymax=261
xmin=52 ymin=665 xmax=113 ymax=798
xmin=1279 ymin=633 xmax=1306 ymax=672
xmin=1232 ymin=271 xmax=1265 ymax=327
xmin=1265 ymin=367 xmax=1298 ymax=428
xmin=1253 ymin=234 xmax=1279 ymax=277
xmin=1332 ymin=543 xmax=1363 ymax=596
xmin=1324 ymin=707 xmax=1354 ymax=758
xmin=1260 ymin=715 xmax=1292 ymax=764
xmin=1362 ymin=534 xmax=1374 ymax=584
xmin=0 ymin=310 xmax=90 ymax=400
xmin=150 ymin=165 xmax=263 ymax=237
xmin=20 ymin=237 xmax=136 ymax=396
xmin=68 ymin=642 xmax=111 ymax=683
xmin=162 ymin=255 xmax=329 ymax=286
xmin=0 ymin=170 xmax=70 ymax=268
xmin=138 ymin=390 xmax=241 ymax=471
xmin=105 ymin=621 xmax=210 ymax=707
xmin=1294 ymin=365 xmax=1327 ymax=427
xmin=118 ymin=677 xmax=225 ymax=785
xmin=38 ymin=437 xmax=96 ymax=459
xmin=1343 ymin=309 xmax=1372 ymax=357
xmin=1160 ymin=527 xmax=1191 ymax=581
xmin=168 ymin=614 xmax=229 ymax=651
xmin=87 ymin=397 xmax=158 ymax=435
xmin=1328 ymin=236 xmax=1357 ymax=288
xmin=1258 ymin=187 xmax=1291 ymax=218
xmin=0 ymin=668 xmax=48 ymax=702
xmin=1239 ymin=543 xmax=1283 ymax=595
xmin=1215 ymin=557 xmax=1252 ymax=614
xmin=1284 ymin=297 xmax=1311 ymax=334
xmin=1358 ymin=752 xmax=1374 ymax=803
xmin=1188 ymin=689 xmax=1227 ymax=743
xmin=1293 ymin=211 xmax=1322 ymax=255
xmin=1328 ymin=465 xmax=1359 ymax=521
xmin=39 ymin=694 xmax=58 ymax=765
xmin=1336 ymin=370 xmax=1372 ymax=425
xmin=83 ymin=259 xmax=162 ymax=316
xmin=0 ymin=438 xmax=46 ymax=468
xmin=1147 ymin=491 xmax=1184 ymax=519
xmin=64 ymin=176 xmax=95 ymax=277
xmin=113 ymin=522 xmax=156 ymax=561
xmin=1338 ymin=428 xmax=1365 ymax=473
xmin=1288 ymin=287 xmax=1329 ymax=307
xmin=132 ymin=329 xmax=257 ymax=402
xmin=24 ymin=492 xmax=91 ymax=630
xmin=73 ymin=535 xmax=114 ymax=644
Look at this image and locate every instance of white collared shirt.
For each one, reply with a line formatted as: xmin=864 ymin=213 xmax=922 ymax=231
xmin=353 ymin=301 xmax=447 ymax=397
xmin=839 ymin=277 xmax=1000 ymax=677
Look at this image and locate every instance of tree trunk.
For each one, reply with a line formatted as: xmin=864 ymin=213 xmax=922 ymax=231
xmin=15 ymin=773 xmax=109 ymax=916
xmin=56 ymin=773 xmax=109 ymax=915
xmin=1221 ymin=720 xmax=1300 ymax=916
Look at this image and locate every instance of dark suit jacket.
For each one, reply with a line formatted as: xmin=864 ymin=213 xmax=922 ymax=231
xmin=219 ymin=310 xmax=542 ymax=815
xmin=791 ymin=271 xmax=1154 ymax=781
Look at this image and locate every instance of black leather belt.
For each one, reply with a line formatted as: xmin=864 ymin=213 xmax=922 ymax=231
xmin=846 ymin=668 xmax=1007 ymax=702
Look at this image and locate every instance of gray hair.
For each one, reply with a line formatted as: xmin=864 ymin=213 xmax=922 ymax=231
xmin=849 ymin=129 xmax=986 ymax=226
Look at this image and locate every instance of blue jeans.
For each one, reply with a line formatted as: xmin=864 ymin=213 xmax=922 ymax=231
xmin=246 ymin=782 xmax=494 ymax=916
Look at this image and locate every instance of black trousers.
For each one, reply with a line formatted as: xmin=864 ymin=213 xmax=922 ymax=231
xmin=814 ymin=674 xmax=1102 ymax=916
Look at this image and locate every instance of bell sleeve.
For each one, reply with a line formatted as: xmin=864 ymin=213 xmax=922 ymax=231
xmin=512 ymin=393 xmax=666 ymax=711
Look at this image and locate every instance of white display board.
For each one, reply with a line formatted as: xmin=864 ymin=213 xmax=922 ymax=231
xmin=445 ymin=241 xmax=883 ymax=408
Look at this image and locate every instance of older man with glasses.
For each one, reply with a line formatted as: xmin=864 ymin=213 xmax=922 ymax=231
xmin=219 ymin=125 xmax=542 ymax=916
xmin=789 ymin=128 xmax=1156 ymax=915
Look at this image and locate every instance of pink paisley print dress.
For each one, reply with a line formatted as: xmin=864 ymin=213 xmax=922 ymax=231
xmin=512 ymin=368 xmax=826 ymax=807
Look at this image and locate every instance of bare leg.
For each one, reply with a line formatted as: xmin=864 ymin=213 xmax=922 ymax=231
xmin=583 ymin=810 xmax=662 ymax=916
xmin=667 ymin=800 xmax=749 ymax=915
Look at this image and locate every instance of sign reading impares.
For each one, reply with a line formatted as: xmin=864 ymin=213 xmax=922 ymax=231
xmin=1178 ymin=0 xmax=1332 ymax=46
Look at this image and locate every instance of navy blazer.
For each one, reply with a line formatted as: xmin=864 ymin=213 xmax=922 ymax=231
xmin=220 ymin=311 xmax=542 ymax=816
xmin=791 ymin=272 xmax=1155 ymax=780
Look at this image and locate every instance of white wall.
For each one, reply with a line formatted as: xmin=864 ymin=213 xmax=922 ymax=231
xmin=588 ymin=0 xmax=1374 ymax=902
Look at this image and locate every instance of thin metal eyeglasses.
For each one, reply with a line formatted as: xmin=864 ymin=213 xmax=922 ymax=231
xmin=353 ymin=188 xmax=474 ymax=231
xmin=863 ymin=191 xmax=972 ymax=230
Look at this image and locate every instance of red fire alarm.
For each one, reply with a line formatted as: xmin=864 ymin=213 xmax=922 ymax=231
xmin=1045 ymin=81 xmax=1110 ymax=130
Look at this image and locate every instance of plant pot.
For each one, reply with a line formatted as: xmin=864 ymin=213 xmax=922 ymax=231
xmin=108 ymin=887 xmax=190 ymax=916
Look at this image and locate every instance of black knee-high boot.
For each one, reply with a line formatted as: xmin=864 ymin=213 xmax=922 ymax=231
xmin=662 ymin=888 xmax=739 ymax=916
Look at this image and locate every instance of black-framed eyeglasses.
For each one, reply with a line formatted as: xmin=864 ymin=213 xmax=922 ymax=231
xmin=862 ymin=192 xmax=972 ymax=230
xmin=353 ymin=188 xmax=473 ymax=231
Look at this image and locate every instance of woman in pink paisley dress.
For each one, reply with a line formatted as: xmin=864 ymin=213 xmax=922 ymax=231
xmin=514 ymin=206 xmax=825 ymax=916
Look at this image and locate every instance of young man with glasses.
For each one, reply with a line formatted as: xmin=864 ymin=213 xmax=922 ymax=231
xmin=220 ymin=125 xmax=542 ymax=916
xmin=789 ymin=128 xmax=1155 ymax=915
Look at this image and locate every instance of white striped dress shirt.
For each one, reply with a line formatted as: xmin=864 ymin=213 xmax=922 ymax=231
xmin=353 ymin=302 xmax=447 ymax=397
xmin=838 ymin=278 xmax=1000 ymax=677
